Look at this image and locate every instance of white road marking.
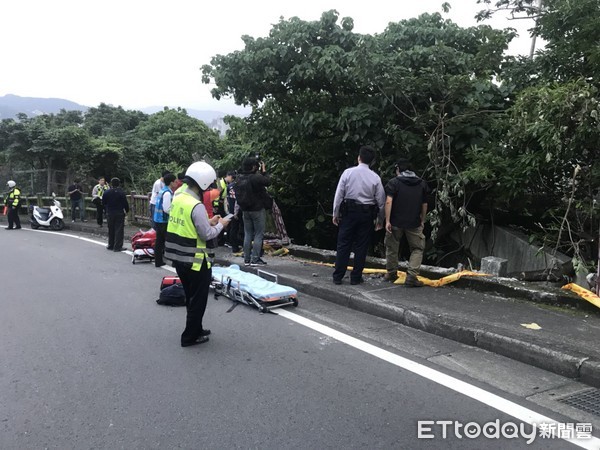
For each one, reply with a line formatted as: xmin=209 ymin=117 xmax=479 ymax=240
xmin=11 ymin=227 xmax=599 ymax=447
xmin=277 ymin=309 xmax=599 ymax=448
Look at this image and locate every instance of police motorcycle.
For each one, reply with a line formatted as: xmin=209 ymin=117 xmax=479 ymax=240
xmin=30 ymin=193 xmax=65 ymax=231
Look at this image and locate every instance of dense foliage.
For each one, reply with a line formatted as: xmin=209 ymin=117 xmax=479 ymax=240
xmin=201 ymin=3 xmax=598 ymax=268
xmin=0 ymin=105 xmax=224 ymax=194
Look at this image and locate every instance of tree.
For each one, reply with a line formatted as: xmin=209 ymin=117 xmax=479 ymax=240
xmin=125 ymin=108 xmax=222 ymax=191
xmin=84 ymin=103 xmax=148 ymax=137
xmin=475 ymin=0 xmax=600 ymax=270
xmin=202 ymin=10 xmax=516 ymax=247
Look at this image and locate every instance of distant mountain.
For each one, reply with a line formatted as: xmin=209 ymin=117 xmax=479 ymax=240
xmin=0 ymin=94 xmax=237 ymax=128
xmin=0 ymin=94 xmax=88 ymax=119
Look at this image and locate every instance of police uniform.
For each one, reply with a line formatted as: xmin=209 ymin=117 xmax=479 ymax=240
xmin=92 ymin=182 xmax=108 ymax=226
xmin=332 ymin=163 xmax=385 ymax=284
xmin=166 ymin=184 xmax=223 ymax=346
xmin=5 ymin=185 xmax=22 ymax=230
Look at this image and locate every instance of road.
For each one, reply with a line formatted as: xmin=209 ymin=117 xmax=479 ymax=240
xmin=0 ymin=228 xmax=597 ymax=449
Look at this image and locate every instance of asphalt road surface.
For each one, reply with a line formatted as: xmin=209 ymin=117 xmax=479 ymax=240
xmin=0 ymin=228 xmax=595 ymax=449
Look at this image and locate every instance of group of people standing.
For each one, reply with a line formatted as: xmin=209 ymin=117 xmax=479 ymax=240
xmin=72 ymin=176 xmax=131 ymax=251
xmin=144 ymin=157 xmax=272 ymax=348
xmin=332 ymin=146 xmax=429 ymax=288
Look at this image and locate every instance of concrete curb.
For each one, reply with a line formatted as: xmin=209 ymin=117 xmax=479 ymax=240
xmin=287 ymin=244 xmax=592 ymax=312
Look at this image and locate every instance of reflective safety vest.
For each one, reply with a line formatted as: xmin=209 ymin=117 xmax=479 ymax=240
xmin=165 ymin=187 xmax=210 ymax=271
xmin=153 ymin=186 xmax=172 ymax=224
xmin=212 ymin=178 xmax=227 ymax=209
xmin=95 ymin=184 xmax=108 ymax=198
xmin=6 ymin=187 xmax=21 ymax=207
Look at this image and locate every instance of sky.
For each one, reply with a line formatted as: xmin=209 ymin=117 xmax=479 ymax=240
xmin=0 ymin=0 xmax=537 ymax=114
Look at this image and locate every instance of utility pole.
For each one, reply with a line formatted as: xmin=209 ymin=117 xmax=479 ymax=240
xmin=529 ymin=0 xmax=544 ymax=59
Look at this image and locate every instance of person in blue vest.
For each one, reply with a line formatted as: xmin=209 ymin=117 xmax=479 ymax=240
xmin=165 ymin=162 xmax=231 ymax=347
xmin=153 ymin=173 xmax=177 ymax=267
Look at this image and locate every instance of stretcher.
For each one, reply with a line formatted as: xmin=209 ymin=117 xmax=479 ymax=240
xmin=211 ymin=264 xmax=298 ymax=313
xmin=131 ymin=229 xmax=156 ymax=264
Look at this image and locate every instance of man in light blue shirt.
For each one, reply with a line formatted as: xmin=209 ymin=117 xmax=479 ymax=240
xmin=332 ymin=146 xmax=385 ymax=285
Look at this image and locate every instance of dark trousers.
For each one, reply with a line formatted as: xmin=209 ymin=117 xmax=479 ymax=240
xmin=154 ymin=222 xmax=167 ymax=266
xmin=175 ymin=260 xmax=211 ymax=345
xmin=228 ymin=215 xmax=243 ymax=252
xmin=107 ymin=212 xmax=125 ymax=250
xmin=95 ymin=203 xmax=104 ymax=226
xmin=333 ymin=210 xmax=374 ymax=282
xmin=7 ymin=206 xmax=21 ymax=229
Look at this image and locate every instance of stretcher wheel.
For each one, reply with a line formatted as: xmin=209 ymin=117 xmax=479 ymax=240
xmin=132 ymin=259 xmax=136 ymax=264
xmin=293 ymin=299 xmax=298 ymax=307
xmin=260 ymin=306 xmax=269 ymax=314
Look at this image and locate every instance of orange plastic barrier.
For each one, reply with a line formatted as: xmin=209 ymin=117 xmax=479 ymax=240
xmin=562 ymin=283 xmax=600 ymax=309
xmin=306 ymin=261 xmax=488 ymax=287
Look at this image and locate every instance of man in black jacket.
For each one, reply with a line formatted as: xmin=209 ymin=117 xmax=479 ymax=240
xmin=102 ymin=177 xmax=130 ymax=252
xmin=234 ymin=157 xmax=271 ymax=266
xmin=384 ymin=158 xmax=429 ymax=287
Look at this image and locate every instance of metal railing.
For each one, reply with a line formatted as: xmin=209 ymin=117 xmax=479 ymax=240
xmin=1 ymin=193 xmax=152 ymax=226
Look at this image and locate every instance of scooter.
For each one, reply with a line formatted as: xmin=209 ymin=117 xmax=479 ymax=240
xmin=30 ymin=193 xmax=65 ymax=231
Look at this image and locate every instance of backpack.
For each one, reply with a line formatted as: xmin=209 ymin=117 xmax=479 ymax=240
xmin=234 ymin=175 xmax=253 ymax=210
xmin=156 ymin=283 xmax=186 ymax=306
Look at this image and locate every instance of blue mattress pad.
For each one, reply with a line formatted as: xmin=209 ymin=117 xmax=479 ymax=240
xmin=212 ymin=265 xmax=297 ymax=301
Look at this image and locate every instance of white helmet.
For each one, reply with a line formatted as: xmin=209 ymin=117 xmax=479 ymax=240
xmin=7 ymin=180 xmax=16 ymax=188
xmin=185 ymin=161 xmax=216 ymax=191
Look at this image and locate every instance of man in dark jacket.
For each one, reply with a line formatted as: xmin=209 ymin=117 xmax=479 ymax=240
xmin=102 ymin=177 xmax=130 ymax=252
xmin=234 ymin=157 xmax=271 ymax=266
xmin=384 ymin=158 xmax=429 ymax=287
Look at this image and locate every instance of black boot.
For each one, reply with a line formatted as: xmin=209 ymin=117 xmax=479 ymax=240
xmin=405 ymin=274 xmax=424 ymax=288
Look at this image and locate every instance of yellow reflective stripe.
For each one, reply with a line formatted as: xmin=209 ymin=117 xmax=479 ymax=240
xmin=164 ymin=251 xmax=206 ymax=265
xmin=165 ymin=241 xmax=198 ymax=253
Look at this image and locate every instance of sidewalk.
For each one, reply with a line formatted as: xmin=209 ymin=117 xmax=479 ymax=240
xmin=8 ymin=216 xmax=600 ymax=388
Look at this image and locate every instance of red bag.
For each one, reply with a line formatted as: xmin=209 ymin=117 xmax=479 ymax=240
xmin=160 ymin=276 xmax=181 ymax=290
xmin=131 ymin=228 xmax=156 ymax=250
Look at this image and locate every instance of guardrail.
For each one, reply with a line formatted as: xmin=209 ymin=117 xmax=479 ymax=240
xmin=1 ymin=193 xmax=152 ymax=226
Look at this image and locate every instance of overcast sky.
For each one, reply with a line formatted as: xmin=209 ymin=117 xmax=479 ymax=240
xmin=0 ymin=0 xmax=536 ymax=114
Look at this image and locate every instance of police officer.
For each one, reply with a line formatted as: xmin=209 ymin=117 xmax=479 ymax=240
xmin=332 ymin=146 xmax=385 ymax=285
xmin=165 ymin=162 xmax=230 ymax=347
xmin=91 ymin=177 xmax=109 ymax=227
xmin=4 ymin=180 xmax=22 ymax=230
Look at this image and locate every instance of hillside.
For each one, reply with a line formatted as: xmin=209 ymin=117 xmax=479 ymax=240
xmin=0 ymin=94 xmax=88 ymax=119
xmin=0 ymin=94 xmax=236 ymax=128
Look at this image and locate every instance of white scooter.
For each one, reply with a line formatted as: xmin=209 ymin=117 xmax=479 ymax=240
xmin=30 ymin=193 xmax=65 ymax=231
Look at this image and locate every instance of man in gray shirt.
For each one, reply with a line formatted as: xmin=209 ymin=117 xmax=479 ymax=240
xmin=332 ymin=146 xmax=385 ymax=285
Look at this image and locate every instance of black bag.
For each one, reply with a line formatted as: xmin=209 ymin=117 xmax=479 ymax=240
xmin=92 ymin=197 xmax=102 ymax=206
xmin=234 ymin=175 xmax=253 ymax=210
xmin=156 ymin=283 xmax=186 ymax=306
